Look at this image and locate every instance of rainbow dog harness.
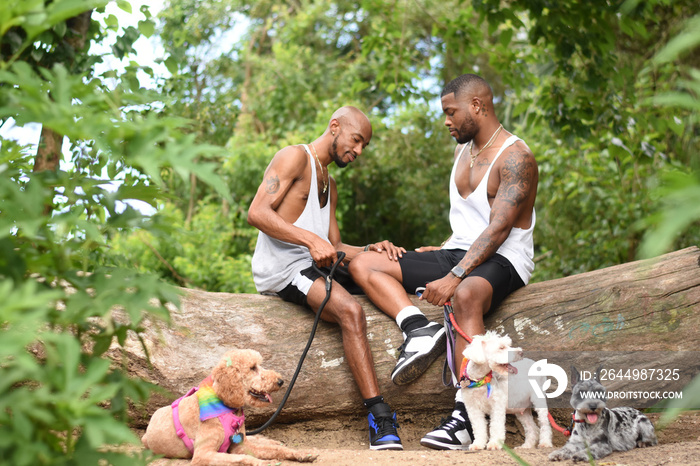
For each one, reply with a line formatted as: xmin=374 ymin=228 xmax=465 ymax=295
xmin=459 ymin=357 xmax=493 ymax=398
xmin=171 ymin=375 xmax=245 ymax=453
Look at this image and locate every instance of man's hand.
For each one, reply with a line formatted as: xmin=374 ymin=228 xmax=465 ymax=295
xmin=415 ymin=245 xmax=441 ymax=252
xmin=420 ymin=274 xmax=462 ymax=306
xmin=366 ymin=240 xmax=406 ymax=261
xmin=309 ymin=240 xmax=338 ymax=268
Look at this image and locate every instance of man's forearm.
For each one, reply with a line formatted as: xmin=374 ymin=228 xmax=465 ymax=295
xmin=453 ymin=226 xmax=510 ymax=278
xmin=333 ymin=242 xmax=366 ymax=262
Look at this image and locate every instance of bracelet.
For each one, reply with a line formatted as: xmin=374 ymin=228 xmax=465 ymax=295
xmin=364 ymin=244 xmax=371 ymax=252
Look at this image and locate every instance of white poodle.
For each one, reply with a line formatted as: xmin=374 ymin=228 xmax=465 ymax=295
xmin=460 ymin=331 xmax=553 ymax=451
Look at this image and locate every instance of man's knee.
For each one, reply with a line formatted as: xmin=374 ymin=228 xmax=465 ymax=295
xmin=452 ymin=284 xmax=489 ymax=315
xmin=335 ymin=300 xmax=367 ymax=334
xmin=349 ymin=252 xmax=401 ymax=285
xmin=348 ymin=254 xmax=369 ymax=281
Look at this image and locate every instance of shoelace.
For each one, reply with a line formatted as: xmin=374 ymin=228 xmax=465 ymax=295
xmin=373 ymin=415 xmax=400 ymax=437
xmin=436 ymin=416 xmax=465 ymax=432
xmin=396 ymin=340 xmax=408 ymax=356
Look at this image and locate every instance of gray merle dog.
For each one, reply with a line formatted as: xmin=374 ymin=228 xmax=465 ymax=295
xmin=549 ymin=367 xmax=657 ymax=462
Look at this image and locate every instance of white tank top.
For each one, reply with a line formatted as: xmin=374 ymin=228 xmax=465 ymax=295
xmin=441 ymin=134 xmax=535 ymax=284
xmin=251 ymin=145 xmax=331 ymax=292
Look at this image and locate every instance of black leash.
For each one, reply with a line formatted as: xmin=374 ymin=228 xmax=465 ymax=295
xmin=248 ymin=251 xmax=346 ymax=435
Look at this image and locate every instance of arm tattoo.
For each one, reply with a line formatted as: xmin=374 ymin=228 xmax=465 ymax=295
xmin=455 ymin=233 xmax=499 ymax=278
xmin=500 ymin=150 xmax=535 ymax=208
xmin=464 ymin=235 xmax=497 ymax=272
xmin=265 ymin=175 xmax=280 ymax=194
xmin=456 ymin=151 xmax=535 ymax=275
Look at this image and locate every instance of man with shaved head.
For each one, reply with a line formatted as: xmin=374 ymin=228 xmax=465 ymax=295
xmin=248 ymin=106 xmax=405 ymax=450
xmin=350 ymin=74 xmax=539 ymax=450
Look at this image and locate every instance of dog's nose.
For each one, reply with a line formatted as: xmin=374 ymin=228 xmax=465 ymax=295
xmin=587 ymin=401 xmax=603 ymax=411
xmin=277 ymin=378 xmax=284 ymax=387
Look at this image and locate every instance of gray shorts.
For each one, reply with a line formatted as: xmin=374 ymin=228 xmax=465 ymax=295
xmin=399 ymin=249 xmax=525 ymax=312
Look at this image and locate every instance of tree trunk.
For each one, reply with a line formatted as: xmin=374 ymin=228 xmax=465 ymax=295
xmin=32 ymin=10 xmax=93 ymax=213
xmin=32 ymin=10 xmax=93 ymax=171
xmin=122 ymin=247 xmax=700 ymax=427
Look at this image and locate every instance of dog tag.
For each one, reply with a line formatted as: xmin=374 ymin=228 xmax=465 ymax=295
xmin=231 ymin=433 xmax=243 ymax=444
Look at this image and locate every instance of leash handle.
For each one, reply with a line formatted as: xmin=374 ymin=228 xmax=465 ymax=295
xmin=317 ymin=251 xmax=346 ymax=291
xmin=248 ymin=251 xmax=345 ymax=435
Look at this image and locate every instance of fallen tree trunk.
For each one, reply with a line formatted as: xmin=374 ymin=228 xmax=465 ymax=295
xmin=123 ymin=247 xmax=700 ymax=427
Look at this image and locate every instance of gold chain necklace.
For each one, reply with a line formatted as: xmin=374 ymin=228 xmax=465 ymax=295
xmin=469 ymin=124 xmax=503 ymax=168
xmin=310 ymin=143 xmax=328 ymax=194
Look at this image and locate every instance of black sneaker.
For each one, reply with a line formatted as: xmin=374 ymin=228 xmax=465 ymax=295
xmin=367 ymin=403 xmax=403 ymax=451
xmin=420 ymin=409 xmax=473 ymax=450
xmin=391 ymin=322 xmax=446 ymax=385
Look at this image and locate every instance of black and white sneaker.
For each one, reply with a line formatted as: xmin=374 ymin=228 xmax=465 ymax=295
xmin=367 ymin=403 xmax=403 ymax=451
xmin=420 ymin=409 xmax=473 ymax=450
xmin=391 ymin=322 xmax=446 ymax=385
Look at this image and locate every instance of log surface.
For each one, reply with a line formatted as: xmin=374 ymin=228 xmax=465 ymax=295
xmin=123 ymin=247 xmax=700 ymax=427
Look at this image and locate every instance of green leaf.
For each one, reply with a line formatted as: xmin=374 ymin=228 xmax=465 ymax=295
xmin=659 ymin=373 xmax=700 ymax=427
xmin=138 ymin=19 xmax=155 ymax=38
xmin=104 ymin=13 xmax=118 ymax=28
xmin=116 ymin=0 xmax=132 ymax=14
xmin=667 ymin=116 xmax=685 ymax=137
xmin=53 ymin=21 xmax=66 ymax=37
xmin=23 ymin=0 xmax=110 ymax=38
xmin=164 ymin=55 xmax=179 ymax=74
xmin=653 ymin=16 xmax=700 ymax=64
xmin=500 ymin=28 xmax=513 ymax=47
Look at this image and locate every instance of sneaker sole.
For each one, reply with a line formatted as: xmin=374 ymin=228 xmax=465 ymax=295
xmin=391 ymin=329 xmax=446 ymax=385
xmin=420 ymin=437 xmax=470 ymax=450
xmin=370 ymin=444 xmax=404 ymax=451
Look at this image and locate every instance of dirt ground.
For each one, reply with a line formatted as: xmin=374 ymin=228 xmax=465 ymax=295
xmin=142 ymin=410 xmax=700 ymax=465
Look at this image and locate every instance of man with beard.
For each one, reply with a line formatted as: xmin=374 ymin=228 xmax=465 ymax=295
xmin=349 ymin=74 xmax=539 ymax=450
xmin=248 ymin=106 xmax=411 ymax=450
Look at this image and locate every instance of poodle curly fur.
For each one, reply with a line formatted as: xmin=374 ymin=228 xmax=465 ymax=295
xmin=141 ymin=348 xmax=317 ymax=465
xmin=461 ymin=331 xmax=553 ymax=451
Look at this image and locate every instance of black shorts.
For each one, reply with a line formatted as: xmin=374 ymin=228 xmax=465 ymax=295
xmin=276 ymin=263 xmax=363 ymax=310
xmin=398 ymin=249 xmax=525 ymax=312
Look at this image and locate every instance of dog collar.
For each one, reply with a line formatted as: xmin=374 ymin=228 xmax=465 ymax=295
xmin=563 ymin=412 xmax=585 ymax=436
xmin=459 ymin=357 xmax=493 ymax=398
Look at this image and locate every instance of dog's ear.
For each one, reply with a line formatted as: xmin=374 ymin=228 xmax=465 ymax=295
xmin=211 ymin=356 xmax=247 ymax=407
xmin=571 ymin=366 xmax=580 ymax=385
xmin=211 ymin=362 xmax=235 ymax=389
xmin=463 ymin=338 xmax=487 ymax=364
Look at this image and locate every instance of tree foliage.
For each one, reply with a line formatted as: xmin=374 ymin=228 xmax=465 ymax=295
xmin=111 ymin=0 xmax=700 ymax=289
xmin=0 ymin=0 xmax=229 ymax=463
xmin=636 ymin=5 xmax=700 ymax=425
xmin=637 ymin=9 xmax=700 ymax=258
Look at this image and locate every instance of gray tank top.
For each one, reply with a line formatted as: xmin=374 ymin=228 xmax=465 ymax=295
xmin=251 ymin=145 xmax=331 ymax=293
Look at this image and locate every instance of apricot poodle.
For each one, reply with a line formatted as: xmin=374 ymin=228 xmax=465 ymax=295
xmin=142 ymin=348 xmax=317 ymax=465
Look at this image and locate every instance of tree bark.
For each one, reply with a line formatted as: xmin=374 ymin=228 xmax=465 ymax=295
xmin=33 ymin=127 xmax=64 ymax=173
xmin=33 ymin=10 xmax=93 ymax=213
xmin=123 ymin=247 xmax=700 ymax=427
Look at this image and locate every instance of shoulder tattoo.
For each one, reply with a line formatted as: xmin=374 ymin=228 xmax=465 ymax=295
xmin=265 ymin=175 xmax=280 ymax=194
xmin=500 ymin=150 xmax=536 ymax=207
